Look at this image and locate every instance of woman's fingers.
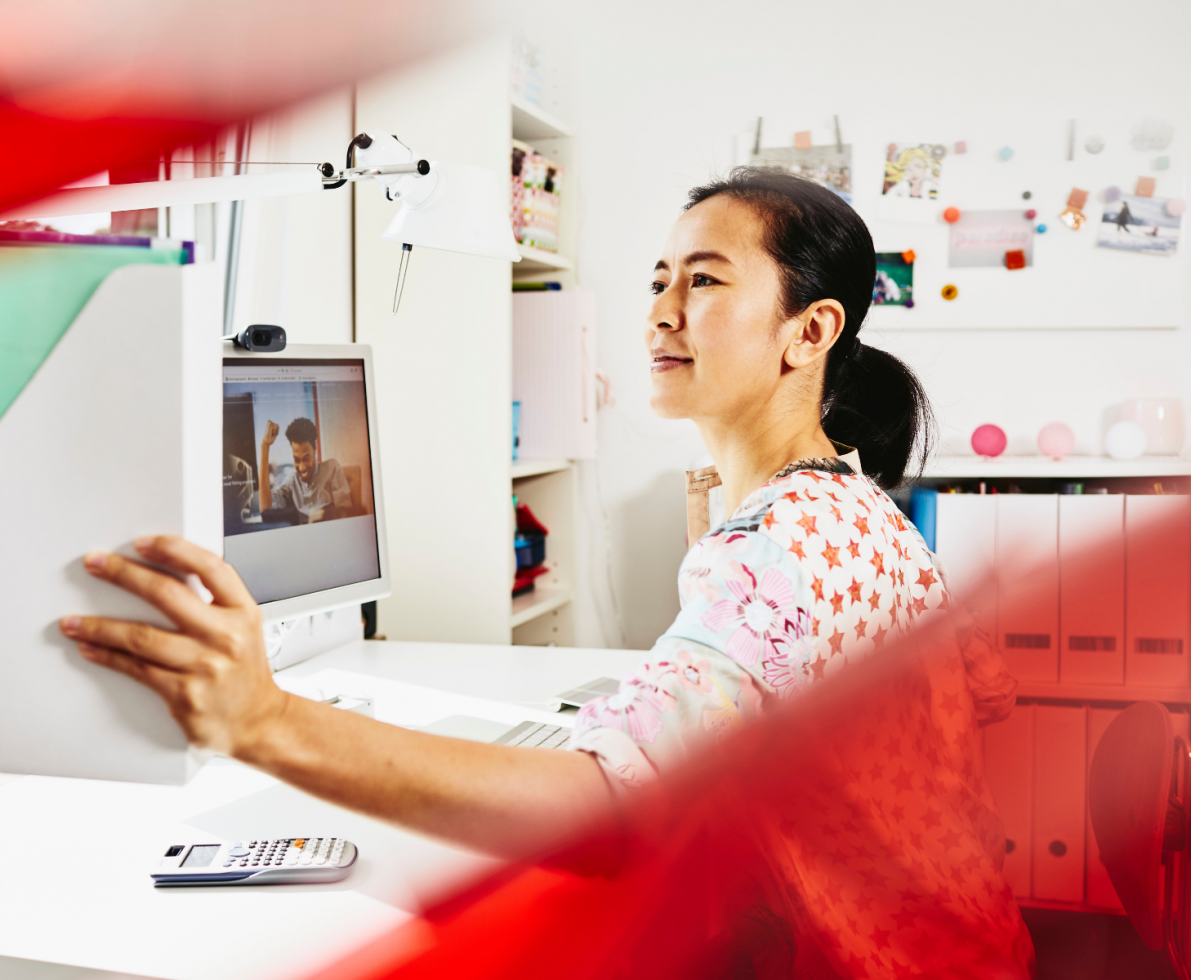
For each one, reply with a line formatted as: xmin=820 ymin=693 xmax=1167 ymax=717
xmin=61 ymin=614 xmax=199 ymax=671
xmin=76 ymin=641 xmax=180 ymax=700
xmin=81 ymin=550 xmax=219 ymax=635
xmin=132 ymin=536 xmax=255 ymax=609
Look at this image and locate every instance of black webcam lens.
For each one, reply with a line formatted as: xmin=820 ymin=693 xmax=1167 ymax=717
xmin=252 ymin=330 xmax=271 ymax=348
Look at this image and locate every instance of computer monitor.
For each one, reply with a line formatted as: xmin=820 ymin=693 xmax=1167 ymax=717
xmin=222 ymin=343 xmax=390 ymax=620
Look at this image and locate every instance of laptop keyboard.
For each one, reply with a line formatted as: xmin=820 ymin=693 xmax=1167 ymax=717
xmin=495 ymin=720 xmax=572 ymax=749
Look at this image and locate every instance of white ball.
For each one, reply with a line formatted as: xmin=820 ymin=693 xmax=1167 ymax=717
xmin=1105 ymin=420 xmax=1147 ymax=460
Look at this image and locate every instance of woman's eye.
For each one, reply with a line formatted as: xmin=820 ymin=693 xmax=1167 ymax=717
xmin=649 ymin=280 xmax=666 ymax=295
xmin=692 ymin=273 xmax=717 ymax=287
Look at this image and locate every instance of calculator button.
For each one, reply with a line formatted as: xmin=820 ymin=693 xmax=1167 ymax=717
xmin=228 ymin=847 xmax=250 ymax=857
xmin=315 ymin=857 xmax=326 ymax=865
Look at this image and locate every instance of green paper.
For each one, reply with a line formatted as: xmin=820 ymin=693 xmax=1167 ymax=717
xmin=0 ymin=245 xmax=185 ymax=420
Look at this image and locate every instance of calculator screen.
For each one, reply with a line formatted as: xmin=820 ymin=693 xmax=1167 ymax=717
xmin=181 ymin=844 xmax=220 ymax=868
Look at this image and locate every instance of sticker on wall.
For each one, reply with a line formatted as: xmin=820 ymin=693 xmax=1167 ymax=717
xmin=879 ymin=142 xmax=946 ymax=223
xmin=873 ymin=252 xmax=914 ymax=307
xmin=1131 ymin=118 xmax=1174 ymax=152
xmin=947 ymin=210 xmax=1034 ymax=268
xmin=750 ymin=142 xmax=853 ymax=204
xmin=1096 ymin=195 xmax=1181 ymax=255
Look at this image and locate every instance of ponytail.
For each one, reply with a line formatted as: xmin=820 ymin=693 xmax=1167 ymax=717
xmin=686 ymin=167 xmax=936 ymax=490
xmin=821 ymin=341 xmax=934 ymax=490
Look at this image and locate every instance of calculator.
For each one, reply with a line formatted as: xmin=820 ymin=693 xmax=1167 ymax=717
xmin=151 ymin=838 xmax=358 ymax=886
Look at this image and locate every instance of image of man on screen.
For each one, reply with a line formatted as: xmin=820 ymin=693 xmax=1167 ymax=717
xmin=259 ymin=417 xmax=352 ymax=524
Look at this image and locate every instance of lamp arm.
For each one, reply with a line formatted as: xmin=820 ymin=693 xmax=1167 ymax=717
xmin=323 ymin=160 xmax=430 ymax=185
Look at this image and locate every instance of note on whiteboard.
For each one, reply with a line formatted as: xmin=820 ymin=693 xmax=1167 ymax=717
xmin=879 ymin=142 xmax=946 ymax=223
xmin=1096 ymin=196 xmax=1181 ymax=255
xmin=948 ymin=210 xmax=1034 ymax=268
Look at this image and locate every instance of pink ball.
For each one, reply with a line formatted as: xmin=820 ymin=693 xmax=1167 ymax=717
xmin=971 ymin=424 xmax=1008 ymax=457
xmin=1037 ymin=421 xmax=1076 ymax=459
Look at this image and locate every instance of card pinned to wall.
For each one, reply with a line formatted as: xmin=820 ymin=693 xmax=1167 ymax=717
xmin=1136 ymin=176 xmax=1157 ymax=198
xmin=879 ymin=142 xmax=946 ymax=223
xmin=750 ymin=143 xmax=853 ymax=204
xmin=948 ymin=210 xmax=1034 ymax=268
xmin=1096 ymin=195 xmax=1181 ymax=255
xmin=793 ymin=130 xmax=813 ymax=150
xmin=873 ymin=252 xmax=914 ymax=307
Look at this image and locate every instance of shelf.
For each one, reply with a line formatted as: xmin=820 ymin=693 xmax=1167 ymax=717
xmin=511 ymin=584 xmax=574 ymax=628
xmin=515 ymin=244 xmax=574 ymax=273
xmin=511 ymin=95 xmax=574 ymax=141
xmin=922 ymin=454 xmax=1191 ymax=480
xmin=1016 ymin=681 xmax=1191 ymax=704
xmin=511 ymin=459 xmax=572 ymax=480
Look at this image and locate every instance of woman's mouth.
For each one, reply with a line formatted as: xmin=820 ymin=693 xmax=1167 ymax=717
xmin=651 ymin=355 xmax=693 ymax=373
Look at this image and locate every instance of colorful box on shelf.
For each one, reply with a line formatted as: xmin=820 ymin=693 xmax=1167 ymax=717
xmin=510 ymin=138 xmax=564 ymax=253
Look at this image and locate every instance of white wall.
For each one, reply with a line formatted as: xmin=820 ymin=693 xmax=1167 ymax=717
xmin=233 ymin=89 xmax=355 ymax=345
xmin=354 ymin=36 xmax=516 ymax=644
xmin=567 ymin=0 xmax=1191 ymax=649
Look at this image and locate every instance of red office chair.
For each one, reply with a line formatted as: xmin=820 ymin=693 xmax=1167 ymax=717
xmin=1089 ymin=701 xmax=1191 ymax=977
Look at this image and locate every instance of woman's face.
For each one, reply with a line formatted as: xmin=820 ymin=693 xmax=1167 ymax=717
xmin=646 ymin=195 xmax=792 ymax=423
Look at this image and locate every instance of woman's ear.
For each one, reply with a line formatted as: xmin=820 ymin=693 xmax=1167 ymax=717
xmin=783 ymin=299 xmax=845 ymax=369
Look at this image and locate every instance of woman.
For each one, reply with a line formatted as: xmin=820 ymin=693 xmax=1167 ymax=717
xmin=60 ymin=168 xmax=1030 ymax=975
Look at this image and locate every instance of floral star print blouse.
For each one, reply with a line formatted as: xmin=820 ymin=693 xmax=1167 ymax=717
xmin=570 ymin=457 xmax=1033 ymax=979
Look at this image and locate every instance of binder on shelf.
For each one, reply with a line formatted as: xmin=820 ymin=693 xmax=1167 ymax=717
xmin=1032 ymin=704 xmax=1087 ymax=903
xmin=1085 ymin=707 xmax=1124 ymax=910
xmin=934 ymin=493 xmax=996 ymax=634
xmin=1125 ymin=495 xmax=1191 ymax=688
xmin=512 ymin=290 xmax=597 ymax=460
xmin=1059 ymin=495 xmax=1125 ymax=685
xmin=983 ymin=702 xmax=1033 ymax=898
xmin=907 ymin=486 xmax=936 ymax=551
xmin=997 ymin=495 xmax=1059 ymax=682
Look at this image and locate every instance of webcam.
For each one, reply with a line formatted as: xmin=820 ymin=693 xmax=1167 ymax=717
xmin=225 ymin=324 xmax=287 ymax=352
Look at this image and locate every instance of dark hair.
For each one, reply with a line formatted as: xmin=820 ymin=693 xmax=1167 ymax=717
xmin=685 ymin=167 xmax=935 ymax=490
xmin=285 ymin=417 xmax=318 ymax=447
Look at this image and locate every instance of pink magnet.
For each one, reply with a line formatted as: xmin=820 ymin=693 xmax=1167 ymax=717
xmin=954 ymin=140 xmax=968 ymax=154
xmin=971 ymin=424 xmax=1007 ymax=458
xmin=1025 ymin=209 xmax=1036 ymax=219
xmin=1037 ymin=422 xmax=1075 ymax=460
xmin=1168 ymin=198 xmax=1187 ymax=217
xmin=1104 ymin=185 xmax=1121 ymax=203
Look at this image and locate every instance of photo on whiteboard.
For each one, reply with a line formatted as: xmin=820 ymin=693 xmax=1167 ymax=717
xmin=948 ymin=210 xmax=1034 ymax=268
xmin=881 ymin=143 xmax=944 ymax=200
xmin=1096 ymin=195 xmax=1180 ymax=255
xmin=873 ymin=253 xmax=914 ymax=306
xmin=750 ymin=144 xmax=853 ymax=204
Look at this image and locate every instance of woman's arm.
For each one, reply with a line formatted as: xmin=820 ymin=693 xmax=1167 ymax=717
xmin=59 ymin=536 xmax=611 ymax=859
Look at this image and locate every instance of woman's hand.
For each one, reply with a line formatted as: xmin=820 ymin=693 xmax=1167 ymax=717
xmin=58 ymin=536 xmax=291 ymax=758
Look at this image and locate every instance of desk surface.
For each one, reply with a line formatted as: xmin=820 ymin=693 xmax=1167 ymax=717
xmin=0 ymin=640 xmax=646 ymax=980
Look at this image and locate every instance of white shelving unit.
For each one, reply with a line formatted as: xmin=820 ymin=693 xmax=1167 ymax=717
xmin=353 ymin=38 xmax=583 ymax=648
xmin=516 ymin=244 xmax=574 ymax=273
xmin=512 ymin=461 xmax=576 ymax=644
xmin=508 ymin=88 xmax=582 ymax=645
xmin=510 ymin=95 xmax=574 ymax=140
xmin=925 ymin=454 xmax=1191 ymax=480
xmin=511 ymin=458 xmax=571 ymax=479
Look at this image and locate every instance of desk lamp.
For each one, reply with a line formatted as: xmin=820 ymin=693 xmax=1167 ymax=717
xmin=0 ymin=130 xmax=520 ymax=312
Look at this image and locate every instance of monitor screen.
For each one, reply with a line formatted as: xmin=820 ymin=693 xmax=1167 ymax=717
xmin=222 ymin=358 xmax=381 ymax=605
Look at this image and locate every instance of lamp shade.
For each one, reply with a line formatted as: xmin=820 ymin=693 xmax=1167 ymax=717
xmin=381 ymin=161 xmax=520 ymax=262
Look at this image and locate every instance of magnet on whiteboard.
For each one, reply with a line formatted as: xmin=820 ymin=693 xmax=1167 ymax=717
xmin=943 ymin=207 xmax=961 ymax=223
xmin=997 ymin=146 xmax=1014 ymax=161
xmin=1167 ymin=199 xmax=1187 ymax=217
xmin=941 ymin=284 xmax=959 ymax=301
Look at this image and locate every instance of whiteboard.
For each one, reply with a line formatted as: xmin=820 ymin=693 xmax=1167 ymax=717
xmin=737 ymin=110 xmax=1186 ymax=329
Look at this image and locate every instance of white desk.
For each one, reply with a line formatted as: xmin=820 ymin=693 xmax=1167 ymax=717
xmin=0 ymin=641 xmax=645 ymax=980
